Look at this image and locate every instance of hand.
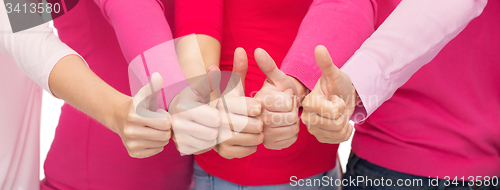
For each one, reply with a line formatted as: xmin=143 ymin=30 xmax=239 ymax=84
xmin=113 ymin=73 xmax=172 ymax=158
xmin=254 ymin=48 xmax=300 ymax=150
xmin=169 ymin=66 xmax=222 ymax=155
xmin=213 ymin=48 xmax=264 ymax=159
xmin=301 ymin=45 xmax=359 ymax=144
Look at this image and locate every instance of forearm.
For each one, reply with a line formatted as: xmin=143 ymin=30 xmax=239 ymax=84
xmin=197 ymin=34 xmax=221 ymax=71
xmin=48 ymin=54 xmax=131 ymax=132
xmin=281 ymin=0 xmax=375 ymax=91
xmin=174 ymin=0 xmax=223 ymax=73
xmin=341 ymin=0 xmax=487 ymax=121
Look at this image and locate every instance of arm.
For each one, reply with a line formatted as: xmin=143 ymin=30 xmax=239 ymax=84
xmin=1 ymin=2 xmax=171 ymax=158
xmin=0 ymin=3 xmax=78 ymax=95
xmin=280 ymin=0 xmax=375 ymax=143
xmin=340 ymin=0 xmax=487 ymax=122
xmin=173 ymin=0 xmax=264 ymax=158
xmin=281 ymin=0 xmax=375 ymax=92
xmin=175 ymin=0 xmax=223 ymax=71
xmin=94 ymin=0 xmax=187 ymax=108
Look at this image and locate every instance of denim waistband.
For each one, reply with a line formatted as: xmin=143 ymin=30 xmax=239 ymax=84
xmin=346 ymin=153 xmax=499 ymax=190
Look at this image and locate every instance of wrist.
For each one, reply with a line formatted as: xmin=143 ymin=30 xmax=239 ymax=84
xmin=108 ymin=94 xmax=133 ymax=133
xmin=354 ymin=87 xmax=362 ymax=106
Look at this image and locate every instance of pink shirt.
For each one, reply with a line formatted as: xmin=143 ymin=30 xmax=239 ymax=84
xmin=283 ymin=0 xmax=499 ymax=178
xmin=1 ymin=1 xmax=78 ymax=188
xmin=175 ymin=0 xmax=374 ymax=185
xmin=42 ymin=0 xmax=193 ymax=189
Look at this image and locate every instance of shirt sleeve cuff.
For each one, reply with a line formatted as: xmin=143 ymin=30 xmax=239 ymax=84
xmin=341 ymin=51 xmax=389 ymax=123
xmin=281 ymin=60 xmax=321 ymax=91
xmin=176 ymin=25 xmax=223 ymax=43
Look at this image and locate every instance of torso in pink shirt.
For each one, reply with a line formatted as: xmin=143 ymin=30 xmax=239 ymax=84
xmin=41 ymin=1 xmax=193 ymax=189
xmin=352 ymin=0 xmax=500 ymax=177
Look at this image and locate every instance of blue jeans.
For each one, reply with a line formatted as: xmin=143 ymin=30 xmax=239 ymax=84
xmin=193 ymin=161 xmax=341 ymax=190
xmin=343 ymin=153 xmax=500 ymax=190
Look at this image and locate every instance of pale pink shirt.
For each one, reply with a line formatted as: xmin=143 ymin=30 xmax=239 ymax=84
xmin=282 ymin=0 xmax=495 ymax=178
xmin=341 ymin=0 xmax=488 ymax=122
xmin=282 ymin=0 xmax=487 ymax=122
xmin=0 ymin=0 xmax=78 ymax=189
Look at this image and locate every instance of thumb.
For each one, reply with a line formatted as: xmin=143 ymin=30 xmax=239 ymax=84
xmin=134 ymin=72 xmax=164 ymax=111
xmin=233 ymin=47 xmax=248 ymax=84
xmin=315 ymin=45 xmax=341 ymax=82
xmin=254 ymin=48 xmax=293 ymax=91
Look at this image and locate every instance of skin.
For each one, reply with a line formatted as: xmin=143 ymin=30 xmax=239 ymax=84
xmin=169 ymin=34 xmax=223 ymax=155
xmin=169 ymin=66 xmax=223 ymax=155
xmin=301 ymin=45 xmax=361 ymax=144
xmin=190 ymin=34 xmax=265 ymax=158
xmin=213 ymin=48 xmax=264 ymax=159
xmin=48 ymin=54 xmax=171 ymax=158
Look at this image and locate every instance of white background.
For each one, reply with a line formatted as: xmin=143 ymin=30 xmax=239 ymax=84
xmin=39 ymin=22 xmax=354 ymax=180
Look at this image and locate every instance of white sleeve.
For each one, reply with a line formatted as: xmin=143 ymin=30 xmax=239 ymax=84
xmin=0 ymin=0 xmax=83 ymax=96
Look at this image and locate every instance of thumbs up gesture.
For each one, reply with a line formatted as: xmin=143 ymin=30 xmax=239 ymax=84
xmin=254 ymin=48 xmax=300 ymax=150
xmin=115 ymin=72 xmax=172 ymax=158
xmin=213 ymin=47 xmax=264 ymax=159
xmin=301 ymin=45 xmax=360 ymax=144
xmin=169 ymin=66 xmax=222 ymax=155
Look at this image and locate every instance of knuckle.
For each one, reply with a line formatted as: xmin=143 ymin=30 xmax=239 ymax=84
xmin=262 ymin=126 xmax=273 ymax=135
xmin=218 ymin=146 xmax=233 ymax=159
xmin=307 ymin=126 xmax=316 ymax=136
xmin=291 ymin=113 xmax=299 ymax=123
xmin=334 ymin=117 xmax=345 ymax=126
xmin=162 ymin=140 xmax=169 ymax=146
xmin=291 ymin=124 xmax=300 ymax=135
xmin=338 ymin=100 xmax=347 ymax=111
xmin=323 ymin=130 xmax=336 ymax=138
xmin=213 ymin=113 xmax=222 ymax=127
xmin=160 ymin=118 xmax=172 ymax=130
xmin=340 ymin=125 xmax=350 ymax=137
xmin=236 ymin=148 xmax=257 ymax=159
xmin=209 ymin=140 xmax=217 ymax=147
xmin=162 ymin=131 xmax=172 ymax=141
xmin=126 ymin=141 xmax=139 ymax=150
xmin=256 ymin=133 xmax=265 ymax=144
xmin=123 ymin=128 xmax=137 ymax=139
xmin=327 ymin=122 xmax=342 ymax=131
xmin=128 ymin=151 xmax=140 ymax=158
xmin=301 ymin=98 xmax=310 ymax=108
xmin=253 ymin=119 xmax=264 ymax=132
xmin=301 ymin=114 xmax=310 ymax=125
xmin=171 ymin=117 xmax=182 ymax=128
xmin=263 ymin=141 xmax=275 ymax=150
xmin=318 ymin=137 xmax=333 ymax=144
xmin=207 ymin=129 xmax=219 ymax=140
xmin=128 ymin=114 xmax=140 ymax=123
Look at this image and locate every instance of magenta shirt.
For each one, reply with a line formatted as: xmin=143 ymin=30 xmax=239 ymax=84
xmin=42 ymin=0 xmax=193 ymax=189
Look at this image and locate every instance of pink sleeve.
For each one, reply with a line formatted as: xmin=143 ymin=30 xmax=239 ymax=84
xmin=340 ymin=0 xmax=487 ymax=122
xmin=93 ymin=0 xmax=172 ymax=62
xmin=280 ymin=0 xmax=376 ymax=91
xmin=93 ymin=0 xmax=188 ymax=109
xmin=174 ymin=0 xmax=223 ymax=41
